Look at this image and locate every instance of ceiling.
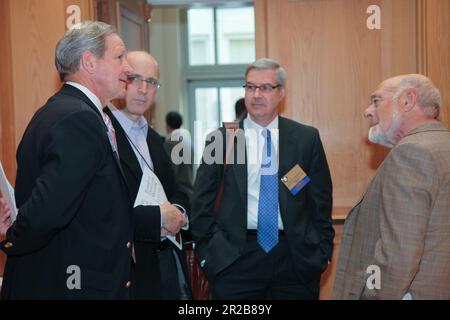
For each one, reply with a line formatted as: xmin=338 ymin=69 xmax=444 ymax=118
xmin=147 ymin=0 xmax=253 ymax=7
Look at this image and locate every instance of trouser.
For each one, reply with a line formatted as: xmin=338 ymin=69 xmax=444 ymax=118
xmin=211 ymin=231 xmax=320 ymax=300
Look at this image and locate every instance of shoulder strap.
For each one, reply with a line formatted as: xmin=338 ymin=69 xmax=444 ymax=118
xmin=213 ymin=121 xmax=240 ymax=218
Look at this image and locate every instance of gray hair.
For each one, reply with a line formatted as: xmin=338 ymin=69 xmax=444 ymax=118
xmin=245 ymin=58 xmax=286 ymax=86
xmin=55 ymin=21 xmax=117 ymax=81
xmin=393 ymin=74 xmax=441 ymax=118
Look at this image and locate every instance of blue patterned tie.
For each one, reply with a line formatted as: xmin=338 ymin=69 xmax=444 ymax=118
xmin=257 ymin=129 xmax=279 ymax=253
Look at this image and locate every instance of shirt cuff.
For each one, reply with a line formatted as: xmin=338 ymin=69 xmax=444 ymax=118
xmin=172 ymin=203 xmax=189 ymax=230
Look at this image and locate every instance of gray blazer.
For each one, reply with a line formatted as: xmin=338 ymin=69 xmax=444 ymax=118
xmin=333 ymin=122 xmax=450 ymax=299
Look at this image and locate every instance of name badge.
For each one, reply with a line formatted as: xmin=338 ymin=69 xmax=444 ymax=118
xmin=281 ymin=164 xmax=310 ymax=196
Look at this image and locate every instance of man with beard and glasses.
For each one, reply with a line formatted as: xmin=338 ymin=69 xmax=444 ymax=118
xmin=333 ymin=74 xmax=450 ymax=300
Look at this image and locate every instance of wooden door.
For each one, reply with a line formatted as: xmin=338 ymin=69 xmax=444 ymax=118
xmin=95 ymin=0 xmax=150 ymax=51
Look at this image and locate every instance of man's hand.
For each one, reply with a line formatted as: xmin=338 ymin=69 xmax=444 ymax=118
xmin=0 ymin=198 xmax=13 ymax=236
xmin=160 ymin=202 xmax=187 ymax=236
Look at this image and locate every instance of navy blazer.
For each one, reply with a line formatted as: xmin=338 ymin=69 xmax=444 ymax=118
xmin=192 ymin=116 xmax=334 ymax=290
xmin=1 ymin=84 xmax=133 ymax=299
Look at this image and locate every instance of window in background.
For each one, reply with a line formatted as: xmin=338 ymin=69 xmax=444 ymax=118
xmin=220 ymin=87 xmax=245 ymax=122
xmin=188 ymin=8 xmax=215 ymax=65
xmin=186 ymin=5 xmax=254 ymax=167
xmin=189 ymin=81 xmax=245 ymax=165
xmin=217 ymin=7 xmax=255 ymax=64
xmin=195 ymin=88 xmax=219 ymax=131
xmin=187 ymin=6 xmax=255 ymax=65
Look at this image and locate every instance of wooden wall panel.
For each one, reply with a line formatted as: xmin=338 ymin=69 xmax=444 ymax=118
xmin=254 ymin=0 xmax=268 ymax=58
xmin=64 ymin=0 xmax=95 ymax=22
xmin=260 ymin=0 xmax=417 ymax=215
xmin=10 ymin=0 xmax=66 ymax=149
xmin=255 ymin=0 xmax=449 ymax=299
xmin=421 ymin=0 xmax=450 ymax=128
xmin=0 ymin=0 xmax=16 ymax=182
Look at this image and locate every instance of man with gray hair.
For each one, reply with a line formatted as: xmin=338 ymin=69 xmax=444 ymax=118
xmin=333 ymin=74 xmax=450 ymax=299
xmin=0 ymin=21 xmax=134 ymax=299
xmin=192 ymin=58 xmax=334 ymax=299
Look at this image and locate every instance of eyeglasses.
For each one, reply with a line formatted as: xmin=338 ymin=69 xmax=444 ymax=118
xmin=243 ymin=83 xmax=281 ymax=93
xmin=127 ymin=75 xmax=161 ymax=89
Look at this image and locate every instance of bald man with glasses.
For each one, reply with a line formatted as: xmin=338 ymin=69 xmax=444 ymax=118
xmin=104 ymin=51 xmax=192 ymax=300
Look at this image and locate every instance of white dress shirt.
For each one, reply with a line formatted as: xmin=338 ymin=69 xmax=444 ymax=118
xmin=66 ymin=82 xmax=103 ymax=114
xmin=111 ymin=108 xmax=154 ymax=172
xmin=244 ymin=115 xmax=284 ymax=230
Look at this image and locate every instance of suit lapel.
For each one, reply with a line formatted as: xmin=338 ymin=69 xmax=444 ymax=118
xmin=146 ymin=130 xmax=160 ymax=174
xmin=61 ymin=84 xmax=102 ymax=117
xmin=104 ymin=107 xmax=142 ymax=185
xmin=61 ymin=86 xmax=131 ymax=192
xmin=278 ymin=117 xmax=296 ymax=220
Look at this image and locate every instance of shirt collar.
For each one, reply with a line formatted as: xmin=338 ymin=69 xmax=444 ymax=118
xmin=245 ymin=115 xmax=279 ymax=132
xmin=110 ymin=104 xmax=148 ymax=136
xmin=66 ymin=82 xmax=103 ymax=115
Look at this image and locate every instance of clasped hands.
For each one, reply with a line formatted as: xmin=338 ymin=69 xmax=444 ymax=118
xmin=160 ymin=201 xmax=188 ymax=237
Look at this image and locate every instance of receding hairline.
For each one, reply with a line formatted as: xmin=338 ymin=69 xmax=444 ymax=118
xmin=382 ymin=74 xmax=432 ymax=90
xmin=377 ymin=74 xmax=441 ymax=117
xmin=127 ymin=51 xmax=160 ymax=77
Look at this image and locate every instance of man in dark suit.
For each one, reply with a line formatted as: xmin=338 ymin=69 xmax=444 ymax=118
xmin=104 ymin=51 xmax=191 ymax=299
xmin=0 ymin=21 xmax=135 ymax=299
xmin=192 ymin=58 xmax=334 ymax=299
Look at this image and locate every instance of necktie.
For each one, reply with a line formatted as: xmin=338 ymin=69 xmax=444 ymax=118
xmin=102 ymin=112 xmax=119 ymax=156
xmin=257 ymin=129 xmax=279 ymax=253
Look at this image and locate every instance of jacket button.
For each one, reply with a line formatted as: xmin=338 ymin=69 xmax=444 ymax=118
xmin=4 ymin=242 xmax=13 ymax=248
xmin=126 ymin=241 xmax=131 ymax=249
xmin=126 ymin=281 xmax=132 ymax=289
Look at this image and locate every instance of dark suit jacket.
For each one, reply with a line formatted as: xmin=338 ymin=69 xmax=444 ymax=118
xmin=0 ymin=84 xmax=133 ymax=299
xmin=104 ymin=107 xmax=191 ymax=300
xmin=192 ymin=116 xmax=334 ymax=291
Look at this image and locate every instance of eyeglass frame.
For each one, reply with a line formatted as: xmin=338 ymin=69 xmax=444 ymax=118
xmin=243 ymin=83 xmax=282 ymax=93
xmin=127 ymin=75 xmax=161 ymax=89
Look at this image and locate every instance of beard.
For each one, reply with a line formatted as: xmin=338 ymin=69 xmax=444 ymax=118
xmin=368 ymin=126 xmax=394 ymax=148
xmin=368 ymin=102 xmax=402 ymax=148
